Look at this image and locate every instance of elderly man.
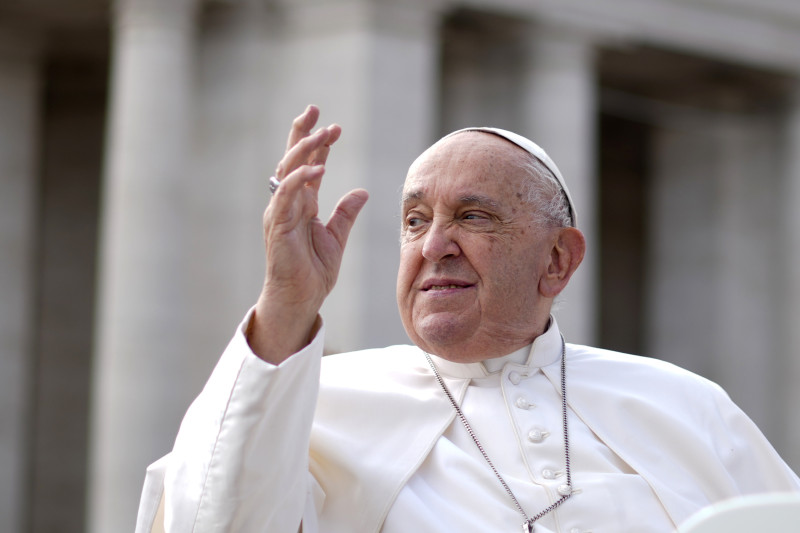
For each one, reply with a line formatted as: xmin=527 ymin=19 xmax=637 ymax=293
xmin=136 ymin=106 xmax=800 ymax=533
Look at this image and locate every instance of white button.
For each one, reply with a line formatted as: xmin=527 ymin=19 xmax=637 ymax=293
xmin=515 ymin=397 xmax=534 ymax=409
xmin=542 ymin=469 xmax=556 ymax=480
xmin=508 ymin=371 xmax=521 ymax=385
xmin=570 ymin=528 xmax=582 ymax=533
xmin=527 ymin=429 xmax=549 ymax=443
xmin=558 ymin=484 xmax=572 ymax=496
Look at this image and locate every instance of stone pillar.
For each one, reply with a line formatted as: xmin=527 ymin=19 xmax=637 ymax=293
xmin=88 ymin=0 xmax=198 ymax=531
xmin=520 ymin=25 xmax=598 ymax=345
xmin=711 ymin=117 xmax=780 ymax=440
xmin=647 ymin=113 xmax=785 ymax=451
xmin=439 ymin=13 xmax=528 ymax=132
xmin=188 ymin=0 xmax=277 ymax=361
xmin=270 ymin=0 xmax=444 ymax=352
xmin=646 ymin=121 xmax=719 ymax=376
xmin=0 ymin=28 xmax=41 ymax=533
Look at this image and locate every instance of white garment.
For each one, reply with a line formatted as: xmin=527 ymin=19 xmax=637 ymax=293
xmin=135 ymin=312 xmax=800 ymax=533
xmin=386 ymin=344 xmax=672 ymax=533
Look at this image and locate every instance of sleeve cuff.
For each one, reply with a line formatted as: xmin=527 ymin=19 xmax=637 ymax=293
xmin=235 ymin=306 xmax=325 ymax=370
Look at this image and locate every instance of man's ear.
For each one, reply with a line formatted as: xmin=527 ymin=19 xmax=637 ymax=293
xmin=539 ymin=227 xmax=586 ymax=298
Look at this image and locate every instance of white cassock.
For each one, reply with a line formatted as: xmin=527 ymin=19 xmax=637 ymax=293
xmin=135 ymin=311 xmax=800 ymax=533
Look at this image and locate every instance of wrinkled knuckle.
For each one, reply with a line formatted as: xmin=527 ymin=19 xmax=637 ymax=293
xmin=298 ymin=133 xmax=317 ymax=148
xmin=333 ymin=204 xmax=353 ymax=222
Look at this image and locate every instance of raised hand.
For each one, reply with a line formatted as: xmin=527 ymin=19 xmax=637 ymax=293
xmin=248 ymin=105 xmax=368 ymax=363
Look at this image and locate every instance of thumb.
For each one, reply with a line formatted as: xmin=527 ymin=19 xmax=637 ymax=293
xmin=327 ymin=189 xmax=369 ymax=248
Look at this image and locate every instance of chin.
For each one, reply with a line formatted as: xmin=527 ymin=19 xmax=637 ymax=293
xmin=412 ymin=320 xmax=476 ymax=357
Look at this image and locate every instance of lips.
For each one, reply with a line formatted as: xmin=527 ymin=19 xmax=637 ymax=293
xmin=421 ymin=279 xmax=474 ymax=291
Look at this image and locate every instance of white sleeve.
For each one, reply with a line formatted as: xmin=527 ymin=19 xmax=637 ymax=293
xmin=135 ymin=310 xmax=326 ymax=533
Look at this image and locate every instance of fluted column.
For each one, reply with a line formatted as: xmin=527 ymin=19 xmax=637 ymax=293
xmin=0 ymin=28 xmax=42 ymax=533
xmin=88 ymin=0 xmax=198 ymax=531
xmin=520 ymin=25 xmax=598 ymax=345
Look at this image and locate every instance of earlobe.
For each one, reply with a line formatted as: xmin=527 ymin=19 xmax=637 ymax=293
xmin=539 ymin=227 xmax=586 ymax=298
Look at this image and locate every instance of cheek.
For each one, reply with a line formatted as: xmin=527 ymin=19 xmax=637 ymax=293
xmin=484 ymin=241 xmax=544 ymax=302
xmin=396 ymin=244 xmax=419 ymax=303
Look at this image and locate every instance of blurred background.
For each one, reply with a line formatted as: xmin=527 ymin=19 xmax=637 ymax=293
xmin=2 ymin=0 xmax=800 ymax=531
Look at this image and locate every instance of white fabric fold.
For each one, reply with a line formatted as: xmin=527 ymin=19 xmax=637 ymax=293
xmin=136 ymin=311 xmax=800 ymax=533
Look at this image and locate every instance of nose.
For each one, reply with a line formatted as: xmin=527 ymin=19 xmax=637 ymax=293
xmin=421 ymin=219 xmax=460 ymax=262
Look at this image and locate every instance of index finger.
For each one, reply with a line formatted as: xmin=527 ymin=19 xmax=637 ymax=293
xmin=287 ymin=105 xmax=321 ymax=152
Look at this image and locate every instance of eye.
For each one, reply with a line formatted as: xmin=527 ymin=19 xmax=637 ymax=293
xmin=403 ymin=212 xmax=429 ymax=231
xmin=462 ymin=211 xmax=489 ymax=221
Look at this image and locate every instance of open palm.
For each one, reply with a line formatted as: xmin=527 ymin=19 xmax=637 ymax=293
xmin=250 ymin=106 xmax=368 ymax=363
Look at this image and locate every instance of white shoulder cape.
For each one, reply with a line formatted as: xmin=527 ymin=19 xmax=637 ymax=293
xmin=310 ymin=343 xmax=800 ymax=531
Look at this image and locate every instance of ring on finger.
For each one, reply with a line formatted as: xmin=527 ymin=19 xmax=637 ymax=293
xmin=268 ymin=176 xmax=280 ymax=194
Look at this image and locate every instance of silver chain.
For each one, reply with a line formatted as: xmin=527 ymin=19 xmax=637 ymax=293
xmin=425 ymin=335 xmax=572 ymax=532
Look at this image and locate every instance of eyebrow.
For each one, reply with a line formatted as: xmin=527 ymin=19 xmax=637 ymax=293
xmin=401 ymin=190 xmax=501 ymax=211
xmin=459 ymin=194 xmax=501 ymax=210
xmin=401 ymin=190 xmax=424 ymax=206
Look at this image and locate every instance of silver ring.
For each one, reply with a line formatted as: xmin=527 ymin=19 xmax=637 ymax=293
xmin=268 ymin=176 xmax=280 ymax=194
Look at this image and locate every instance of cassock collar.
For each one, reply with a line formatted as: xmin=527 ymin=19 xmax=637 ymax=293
xmin=428 ymin=316 xmax=563 ymax=379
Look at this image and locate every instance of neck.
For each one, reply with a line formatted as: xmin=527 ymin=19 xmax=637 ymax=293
xmin=427 ymin=320 xmax=553 ymax=364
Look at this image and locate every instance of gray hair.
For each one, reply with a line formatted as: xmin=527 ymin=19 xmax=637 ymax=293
xmin=443 ymin=127 xmax=577 ymax=229
xmin=517 ymin=151 xmax=574 ymax=229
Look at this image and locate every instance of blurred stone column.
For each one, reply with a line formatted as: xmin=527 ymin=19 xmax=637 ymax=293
xmin=647 ymin=110 xmax=793 ymax=463
xmin=88 ymin=0 xmax=198 ymax=531
xmin=710 ymin=117 xmax=780 ymax=442
xmin=520 ymin=25 xmax=598 ymax=345
xmin=271 ymin=0 xmax=445 ymax=352
xmin=646 ymin=123 xmax=719 ymax=374
xmin=0 ymin=28 xmax=41 ymax=533
xmin=187 ymin=0 xmax=276 ymax=365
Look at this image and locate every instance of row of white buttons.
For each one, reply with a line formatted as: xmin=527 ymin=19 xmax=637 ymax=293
xmin=506 ymin=369 xmax=587 ymax=533
xmin=509 ymin=373 xmax=552 ymax=448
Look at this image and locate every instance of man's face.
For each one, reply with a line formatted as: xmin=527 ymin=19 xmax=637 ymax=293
xmin=396 ymin=132 xmax=558 ymax=363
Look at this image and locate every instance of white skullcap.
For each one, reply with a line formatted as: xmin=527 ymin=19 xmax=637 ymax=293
xmin=443 ymin=127 xmax=577 ymax=227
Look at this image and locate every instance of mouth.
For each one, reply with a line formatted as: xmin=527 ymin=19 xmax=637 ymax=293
xmin=422 ymin=280 xmax=474 ymax=291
